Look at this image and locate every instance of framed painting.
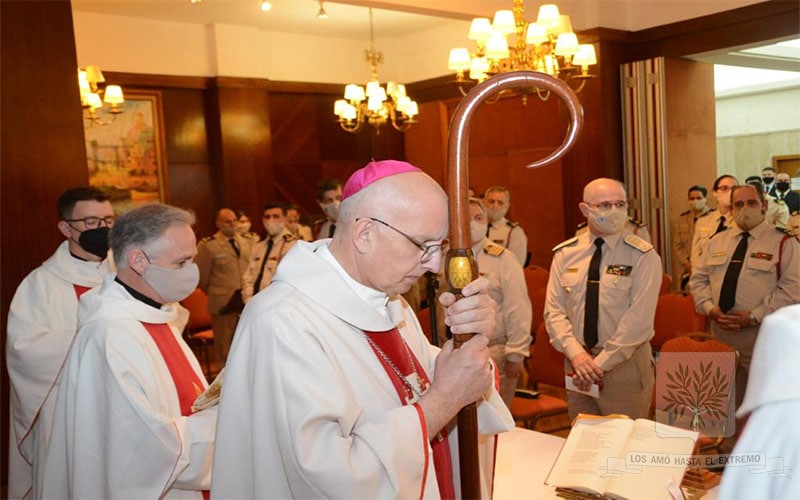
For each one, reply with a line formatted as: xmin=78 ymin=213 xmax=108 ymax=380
xmin=84 ymin=89 xmax=168 ymax=212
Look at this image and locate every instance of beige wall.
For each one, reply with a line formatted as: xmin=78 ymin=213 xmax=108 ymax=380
xmin=717 ymin=130 xmax=800 ymax=180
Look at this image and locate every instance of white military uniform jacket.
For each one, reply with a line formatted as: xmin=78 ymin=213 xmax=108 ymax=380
xmin=689 ymin=220 xmax=800 ymax=361
xmin=6 ymin=240 xmax=111 ymax=499
xmin=196 ymin=231 xmax=251 ymax=315
xmin=487 ymin=217 xmax=528 ymax=265
xmin=473 ymin=239 xmax=532 ymax=362
xmin=674 ymin=207 xmax=711 ymax=269
xmin=211 ymin=240 xmax=514 ymax=499
xmin=40 ymin=275 xmax=216 ymax=499
xmin=691 ymin=208 xmax=732 ymax=263
xmin=719 ymin=304 xmax=800 ymax=499
xmin=545 ymin=229 xmax=662 ymax=371
xmin=242 ymin=228 xmax=297 ymax=302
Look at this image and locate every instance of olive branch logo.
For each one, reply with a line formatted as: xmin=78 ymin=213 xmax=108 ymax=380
xmin=662 ymin=361 xmax=729 ymax=431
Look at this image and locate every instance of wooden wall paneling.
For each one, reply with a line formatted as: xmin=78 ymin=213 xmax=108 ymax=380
xmin=404 ymin=99 xmax=451 ymax=187
xmin=202 ymin=84 xmax=273 ymax=237
xmin=1 ymin=0 xmax=88 ymax=489
xmin=159 ymin=87 xmax=215 ymax=236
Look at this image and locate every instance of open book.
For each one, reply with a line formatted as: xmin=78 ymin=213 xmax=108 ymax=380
xmin=546 ymin=414 xmax=699 ymax=500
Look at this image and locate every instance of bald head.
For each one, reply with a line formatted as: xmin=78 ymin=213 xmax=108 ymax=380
xmin=582 ymin=178 xmax=626 ymax=204
xmin=216 ymin=208 xmax=237 ymax=237
xmin=330 ymin=171 xmax=448 ymax=296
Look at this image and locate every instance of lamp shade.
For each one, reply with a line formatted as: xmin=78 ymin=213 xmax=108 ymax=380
xmin=86 ymin=92 xmax=103 ymax=110
xmin=344 ymin=84 xmax=365 ymax=101
xmin=554 ymin=32 xmax=579 ymax=57
xmin=341 ymin=103 xmax=357 ymax=120
xmin=526 ymin=23 xmax=548 ymax=45
xmin=572 ymin=44 xmax=597 ymax=67
xmin=470 ymin=56 xmax=489 ymax=80
xmin=536 ymin=4 xmax=561 ymax=31
xmin=367 ymin=95 xmax=384 ymax=112
xmin=467 ymin=17 xmax=493 ymax=42
xmin=84 ymin=65 xmax=105 ymax=84
xmin=103 ymin=85 xmax=125 ymax=104
xmin=404 ymin=101 xmax=419 ymax=117
xmin=448 ymin=48 xmax=472 ymax=71
xmin=492 ymin=10 xmax=515 ymax=36
xmin=334 ymin=99 xmax=349 ymax=117
xmin=485 ymin=32 xmax=509 ymax=60
xmin=553 ymin=14 xmax=573 ymax=35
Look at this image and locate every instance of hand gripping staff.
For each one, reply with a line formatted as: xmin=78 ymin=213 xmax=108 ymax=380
xmin=445 ymin=70 xmax=583 ymax=498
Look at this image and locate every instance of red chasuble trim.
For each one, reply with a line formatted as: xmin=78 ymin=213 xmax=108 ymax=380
xmin=412 ymin=403 xmax=429 ymax=500
xmin=364 ymin=328 xmax=455 ymax=500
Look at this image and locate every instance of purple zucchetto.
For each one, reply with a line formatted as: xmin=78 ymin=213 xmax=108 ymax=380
xmin=341 ymin=159 xmax=422 ymax=201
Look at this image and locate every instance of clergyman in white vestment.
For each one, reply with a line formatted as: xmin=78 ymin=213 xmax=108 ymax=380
xmin=212 ymin=160 xmax=514 ymax=499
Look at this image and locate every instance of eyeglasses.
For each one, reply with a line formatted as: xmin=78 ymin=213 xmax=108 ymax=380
xmin=715 ymin=185 xmax=735 ymax=193
xmin=585 ymin=201 xmax=628 ymax=211
xmin=65 ymin=216 xmax=116 ymax=229
xmin=359 ymin=217 xmax=449 ymax=264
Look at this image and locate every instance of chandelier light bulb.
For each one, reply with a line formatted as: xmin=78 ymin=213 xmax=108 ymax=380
xmin=260 ymin=1 xmax=272 ymax=12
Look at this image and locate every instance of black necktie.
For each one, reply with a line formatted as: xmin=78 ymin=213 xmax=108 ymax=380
xmin=228 ymin=238 xmax=240 ymax=257
xmin=714 ymin=216 xmax=726 ymax=235
xmin=253 ymin=238 xmax=274 ymax=293
xmin=718 ymin=232 xmax=749 ymax=313
xmin=583 ymin=238 xmax=604 ymax=350
xmin=328 ymin=223 xmax=336 ymax=238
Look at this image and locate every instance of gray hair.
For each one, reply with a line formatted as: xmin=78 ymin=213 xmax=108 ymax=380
xmin=110 ymin=203 xmax=195 ymax=269
xmin=484 ymin=186 xmax=510 ymax=202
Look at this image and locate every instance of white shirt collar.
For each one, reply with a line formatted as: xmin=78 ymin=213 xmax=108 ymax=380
xmin=316 ymin=243 xmax=390 ymax=319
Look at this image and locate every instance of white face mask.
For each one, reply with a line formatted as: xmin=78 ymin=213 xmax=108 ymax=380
xmin=470 ymin=220 xmax=488 ymax=246
xmin=485 ymin=206 xmax=508 ymax=223
xmin=733 ymin=206 xmax=765 ymax=231
xmin=236 ymin=221 xmax=251 ymax=235
xmin=141 ymin=257 xmax=200 ymax=303
xmin=263 ymin=220 xmax=285 ymax=237
xmin=715 ymin=190 xmax=732 ymax=208
xmin=585 ymin=206 xmax=627 ymax=235
xmin=322 ymin=200 xmax=340 ymax=221
xmin=689 ymin=199 xmax=706 ymax=211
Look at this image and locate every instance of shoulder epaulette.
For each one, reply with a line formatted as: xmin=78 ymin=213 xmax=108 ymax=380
xmin=283 ymin=233 xmax=297 ymax=242
xmin=200 ymin=236 xmax=213 ymax=243
xmin=679 ymin=210 xmax=690 ymax=216
xmin=624 ymin=234 xmax=653 ymax=252
xmin=792 ymin=210 xmax=800 ymax=216
xmin=483 ymin=242 xmax=506 ymax=257
xmin=506 ymin=220 xmax=520 ymax=228
xmin=575 ymin=221 xmax=587 ymax=230
xmin=552 ymin=236 xmax=579 ymax=252
xmin=628 ymin=217 xmax=647 ymax=228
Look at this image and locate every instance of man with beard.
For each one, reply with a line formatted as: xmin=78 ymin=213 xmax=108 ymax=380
xmin=690 ymin=184 xmax=799 ymax=409
xmin=483 ymin=186 xmax=529 ymax=266
xmin=6 ymin=187 xmax=114 ymax=499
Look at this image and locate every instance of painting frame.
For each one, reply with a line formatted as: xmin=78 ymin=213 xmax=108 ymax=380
xmin=84 ymin=89 xmax=169 ymax=213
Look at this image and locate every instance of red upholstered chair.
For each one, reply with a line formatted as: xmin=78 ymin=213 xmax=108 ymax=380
xmin=655 ymin=333 xmax=739 ymax=453
xmin=650 ymin=293 xmax=707 ymax=352
xmin=660 ymin=273 xmax=673 ymax=295
xmin=180 ymin=288 xmax=216 ymax=380
xmin=510 ymin=322 xmax=570 ymax=433
xmin=524 ymin=265 xmax=550 ymax=295
xmin=529 ymin=287 xmax=547 ymax=340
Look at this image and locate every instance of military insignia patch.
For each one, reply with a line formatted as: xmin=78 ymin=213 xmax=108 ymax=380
xmin=606 ymin=265 xmax=632 ymax=276
xmin=750 ymin=252 xmax=773 ymax=260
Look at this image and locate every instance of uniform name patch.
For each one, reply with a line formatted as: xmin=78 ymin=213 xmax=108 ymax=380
xmin=711 ymin=251 xmax=726 ymax=258
xmin=750 ymin=251 xmax=773 ymax=260
xmin=606 ymin=265 xmax=632 ymax=276
xmin=565 ymin=267 xmax=579 ymax=273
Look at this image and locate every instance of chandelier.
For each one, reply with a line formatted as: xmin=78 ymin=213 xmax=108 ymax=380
xmin=333 ymin=8 xmax=419 ymax=134
xmin=447 ymin=1 xmax=597 ymax=98
xmin=78 ymin=65 xmax=125 ymax=126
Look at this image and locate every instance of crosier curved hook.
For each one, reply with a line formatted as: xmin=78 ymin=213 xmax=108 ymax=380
xmin=445 ymin=70 xmax=584 ymax=499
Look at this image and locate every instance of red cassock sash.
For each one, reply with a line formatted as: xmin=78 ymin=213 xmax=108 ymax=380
xmin=365 ymin=328 xmax=455 ymax=500
xmin=141 ymin=321 xmax=208 ymax=498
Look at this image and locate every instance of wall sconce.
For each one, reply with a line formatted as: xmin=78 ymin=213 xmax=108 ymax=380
xmin=78 ymin=65 xmax=125 ymax=126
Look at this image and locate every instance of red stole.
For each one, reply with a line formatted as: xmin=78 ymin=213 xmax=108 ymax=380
xmin=73 ymin=284 xmax=92 ymax=298
xmin=364 ymin=328 xmax=456 ymax=500
xmin=142 ymin=322 xmax=209 ymax=499
xmin=141 ymin=322 xmax=205 ymax=416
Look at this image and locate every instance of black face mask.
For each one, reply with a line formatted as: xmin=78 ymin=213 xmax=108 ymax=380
xmin=762 ymin=176 xmax=774 ymax=185
xmin=78 ymin=227 xmax=110 ymax=259
xmin=776 ymin=181 xmax=791 ymax=192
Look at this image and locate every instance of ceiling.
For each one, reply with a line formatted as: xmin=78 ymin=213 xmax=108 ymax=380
xmin=71 ymin=0 xmax=799 ymax=93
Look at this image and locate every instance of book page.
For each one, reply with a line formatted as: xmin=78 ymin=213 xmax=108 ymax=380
xmin=546 ymin=417 xmax=634 ymax=495
xmin=605 ymin=419 xmax=698 ymax=500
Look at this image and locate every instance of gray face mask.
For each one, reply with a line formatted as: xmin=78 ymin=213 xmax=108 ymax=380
xmin=141 ymin=252 xmax=199 ymax=303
